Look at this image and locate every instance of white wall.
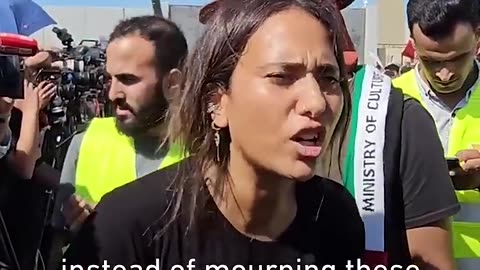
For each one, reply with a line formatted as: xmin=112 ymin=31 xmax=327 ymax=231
xmin=31 ymin=5 xmax=171 ymax=49
xmin=364 ymin=4 xmax=379 ymax=66
xmin=32 ymin=4 xmax=374 ymax=65
xmin=169 ymin=5 xmax=206 ymax=51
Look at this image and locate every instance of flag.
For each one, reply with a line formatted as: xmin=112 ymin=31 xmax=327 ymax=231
xmin=344 ymin=65 xmax=390 ymax=266
xmin=368 ymin=51 xmax=384 ymax=71
xmin=334 ymin=6 xmax=358 ymax=73
xmin=0 ymin=0 xmax=56 ymax=36
xmin=402 ymin=40 xmax=416 ymax=60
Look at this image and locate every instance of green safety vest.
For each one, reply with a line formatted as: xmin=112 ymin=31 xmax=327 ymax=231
xmin=75 ymin=117 xmax=186 ymax=203
xmin=393 ymin=70 xmax=480 ymax=269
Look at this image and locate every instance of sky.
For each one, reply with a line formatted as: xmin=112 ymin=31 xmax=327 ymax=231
xmin=34 ymin=0 xmax=375 ymax=8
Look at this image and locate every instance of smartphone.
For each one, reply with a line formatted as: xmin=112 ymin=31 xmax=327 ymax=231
xmin=51 ymin=183 xmax=76 ymax=229
xmin=446 ymin=157 xmax=461 ymax=171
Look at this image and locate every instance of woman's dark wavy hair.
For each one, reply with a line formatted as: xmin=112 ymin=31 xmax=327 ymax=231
xmin=162 ymin=0 xmax=352 ymax=236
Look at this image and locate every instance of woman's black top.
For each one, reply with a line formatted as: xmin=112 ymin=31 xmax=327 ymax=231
xmin=63 ymin=159 xmax=365 ymax=270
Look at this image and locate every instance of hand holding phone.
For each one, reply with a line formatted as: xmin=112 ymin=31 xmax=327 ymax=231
xmin=457 ymin=149 xmax=480 ymax=173
xmin=448 ymin=148 xmax=480 ymax=190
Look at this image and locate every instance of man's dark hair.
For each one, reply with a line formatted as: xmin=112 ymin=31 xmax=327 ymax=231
xmin=384 ymin=63 xmax=400 ymax=73
xmin=407 ymin=0 xmax=480 ymax=40
xmin=109 ymin=15 xmax=188 ymax=74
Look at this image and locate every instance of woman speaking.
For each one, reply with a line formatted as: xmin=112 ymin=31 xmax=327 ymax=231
xmin=62 ymin=0 xmax=365 ymax=269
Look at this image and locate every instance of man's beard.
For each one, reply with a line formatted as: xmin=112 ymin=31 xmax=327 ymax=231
xmin=113 ymin=94 xmax=168 ymax=138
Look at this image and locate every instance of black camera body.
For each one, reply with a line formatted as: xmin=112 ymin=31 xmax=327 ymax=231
xmin=0 ymin=33 xmax=39 ymax=99
xmin=0 ymin=56 xmax=23 ymax=99
xmin=40 ymin=27 xmax=108 ymax=126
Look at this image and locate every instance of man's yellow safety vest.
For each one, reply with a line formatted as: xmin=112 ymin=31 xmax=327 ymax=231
xmin=393 ymin=70 xmax=480 ymax=269
xmin=75 ymin=117 xmax=186 ymax=204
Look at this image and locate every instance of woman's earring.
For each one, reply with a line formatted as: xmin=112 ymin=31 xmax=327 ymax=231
xmin=211 ymin=121 xmax=221 ymax=162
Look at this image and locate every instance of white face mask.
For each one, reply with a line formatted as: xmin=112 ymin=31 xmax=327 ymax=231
xmin=0 ymin=147 xmax=8 ymax=159
xmin=0 ymin=125 xmax=12 ymax=159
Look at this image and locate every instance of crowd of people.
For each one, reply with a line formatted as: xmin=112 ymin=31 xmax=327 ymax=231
xmin=382 ymin=63 xmax=414 ymax=78
xmin=1 ymin=0 xmax=480 ymax=269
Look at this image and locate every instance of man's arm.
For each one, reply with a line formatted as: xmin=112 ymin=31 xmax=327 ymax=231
xmin=52 ymin=133 xmax=84 ymax=229
xmin=406 ymin=220 xmax=454 ymax=269
xmin=7 ymin=108 xmax=39 ymax=179
xmin=59 ymin=132 xmax=85 ymax=186
xmin=400 ymin=100 xmax=459 ymax=270
xmin=56 ymin=132 xmax=98 ymax=232
xmin=62 ymin=179 xmax=150 ymax=267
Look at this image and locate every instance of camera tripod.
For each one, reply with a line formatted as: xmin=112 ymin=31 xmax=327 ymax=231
xmin=0 ymin=208 xmax=21 ymax=270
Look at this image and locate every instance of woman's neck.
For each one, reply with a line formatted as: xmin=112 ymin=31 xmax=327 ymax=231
xmin=208 ymin=148 xmax=297 ymax=241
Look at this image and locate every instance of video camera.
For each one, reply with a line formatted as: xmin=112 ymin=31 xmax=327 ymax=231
xmin=33 ymin=27 xmax=108 ymax=126
xmin=0 ymin=33 xmax=39 ymax=98
xmin=31 ymin=27 xmax=111 ymax=172
xmin=50 ymin=27 xmax=106 ymax=92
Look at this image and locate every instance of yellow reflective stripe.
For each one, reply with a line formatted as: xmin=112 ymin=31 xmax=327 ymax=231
xmin=160 ymin=142 xmax=186 ymax=169
xmin=76 ymin=117 xmax=136 ymax=203
xmin=452 ymin=221 xmax=480 ymax=258
xmin=392 ymin=70 xmax=424 ymax=106
xmin=447 ymin=85 xmax=480 ymax=157
xmin=394 ymin=71 xmax=480 ymax=260
xmin=457 ymin=190 xmax=480 ymax=204
xmin=76 ymin=118 xmax=187 ymax=203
